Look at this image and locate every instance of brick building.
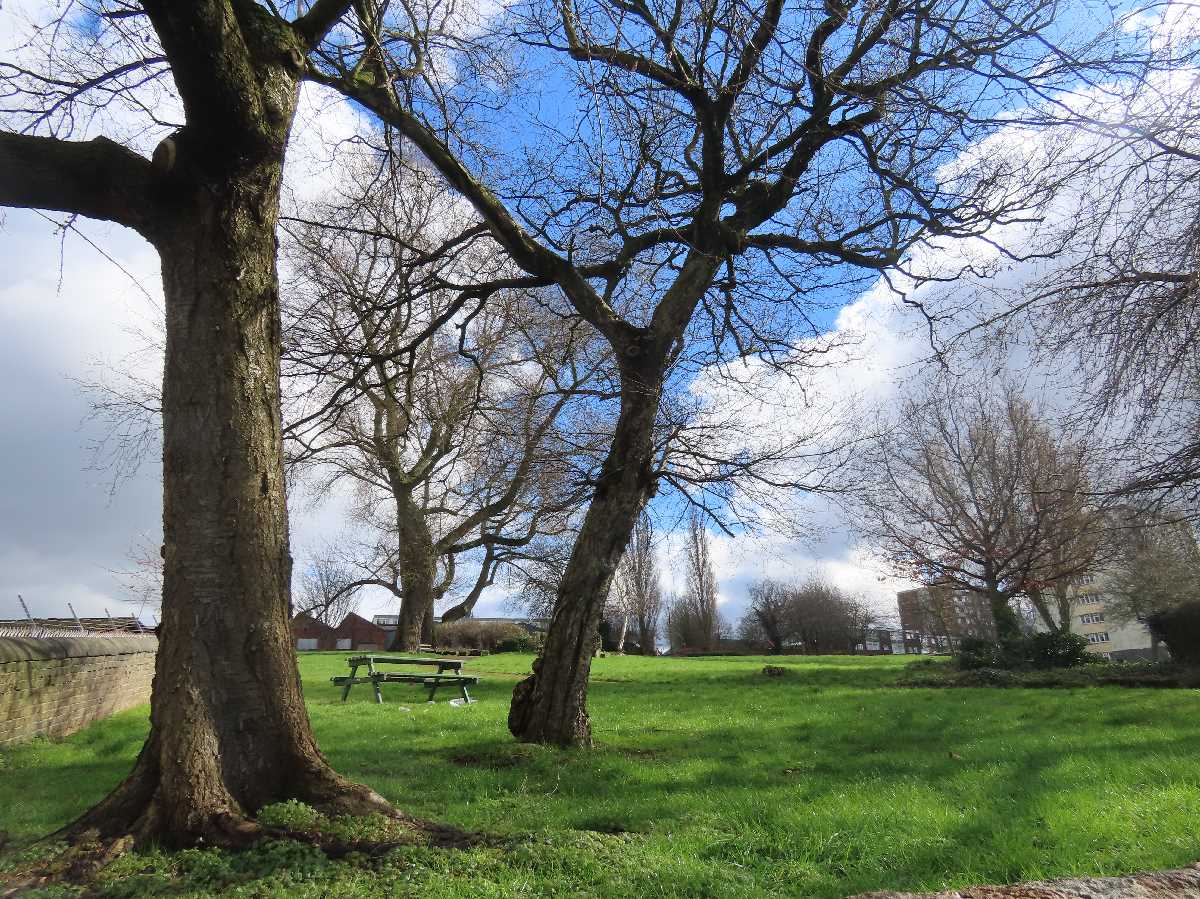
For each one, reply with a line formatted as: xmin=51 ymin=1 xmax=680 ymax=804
xmin=332 ymin=613 xmax=390 ymax=651
xmin=291 ymin=614 xmax=335 ymax=651
xmin=292 ymin=612 xmax=391 ymax=651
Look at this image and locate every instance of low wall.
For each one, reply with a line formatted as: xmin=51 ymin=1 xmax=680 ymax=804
xmin=0 ymin=635 xmax=157 ymax=745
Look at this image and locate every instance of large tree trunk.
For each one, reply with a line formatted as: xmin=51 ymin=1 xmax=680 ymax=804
xmin=508 ymin=363 xmax=661 ymax=747
xmin=390 ymin=494 xmax=438 ymax=651
xmin=421 ymin=603 xmax=436 ymax=646
xmin=71 ymin=159 xmax=392 ymax=846
xmin=988 ymin=588 xmax=1023 ymax=642
xmin=65 ymin=21 xmax=394 ymax=842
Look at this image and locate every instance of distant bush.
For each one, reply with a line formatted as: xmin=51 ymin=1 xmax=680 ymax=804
xmin=1146 ymin=600 xmax=1200 ymax=665
xmin=434 ymin=620 xmax=538 ymax=653
xmin=957 ymin=632 xmax=1092 ymax=671
xmin=496 ymin=629 xmax=544 ymax=654
xmin=957 ymin=637 xmax=1008 ymax=670
xmin=1025 ymin=632 xmax=1092 ymax=669
xmin=900 ymin=658 xmax=1200 ymax=689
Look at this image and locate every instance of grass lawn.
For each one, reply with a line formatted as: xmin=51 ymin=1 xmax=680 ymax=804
xmin=1 ymin=653 xmax=1198 ymax=897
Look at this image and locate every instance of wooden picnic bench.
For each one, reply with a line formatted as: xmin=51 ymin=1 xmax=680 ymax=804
xmin=330 ymin=655 xmax=479 ymax=705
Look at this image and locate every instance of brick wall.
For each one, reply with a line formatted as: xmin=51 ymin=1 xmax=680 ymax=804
xmin=0 ymin=635 xmax=157 ymax=745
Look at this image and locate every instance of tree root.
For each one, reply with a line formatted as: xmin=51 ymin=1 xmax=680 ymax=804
xmin=4 ymin=807 xmax=484 ymax=897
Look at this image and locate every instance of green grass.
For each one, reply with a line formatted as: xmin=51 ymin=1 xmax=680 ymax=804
xmin=2 ymin=653 xmax=1199 ymax=897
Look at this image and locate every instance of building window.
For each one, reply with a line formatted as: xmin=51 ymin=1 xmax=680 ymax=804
xmin=1075 ymin=574 xmax=1096 ymax=585
xmin=1086 ymin=632 xmax=1110 ymax=644
xmin=1080 ymin=612 xmax=1105 ymax=624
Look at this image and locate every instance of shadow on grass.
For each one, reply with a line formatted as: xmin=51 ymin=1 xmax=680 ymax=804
xmin=4 ymin=656 xmax=1198 ymax=898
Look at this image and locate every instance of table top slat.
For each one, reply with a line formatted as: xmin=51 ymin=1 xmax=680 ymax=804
xmin=345 ymin=655 xmax=463 ymax=669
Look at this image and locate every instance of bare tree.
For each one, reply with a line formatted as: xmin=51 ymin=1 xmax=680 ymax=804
xmin=108 ymin=533 xmax=164 ymax=621
xmin=666 ymin=512 xmax=721 ymax=651
xmin=290 ymin=0 xmax=1117 ymax=746
xmin=739 ymin=575 xmax=882 ymax=653
xmin=931 ymin=21 xmax=1200 ymax=511
xmin=1020 ymin=435 xmax=1108 ymax=634
xmin=281 ymin=152 xmax=601 ymax=650
xmin=615 ymin=512 xmax=664 ymax=655
xmin=293 ymin=552 xmax=361 ymax=627
xmin=740 ymin=579 xmax=792 ymax=654
xmin=1106 ymin=510 xmax=1200 ymax=625
xmin=604 ymin=511 xmax=664 ymax=654
xmin=0 ymin=1 xmax=409 ymax=843
xmin=853 ymin=382 xmax=1109 ymax=640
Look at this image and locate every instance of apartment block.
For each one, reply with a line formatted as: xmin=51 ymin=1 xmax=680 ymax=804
xmin=1067 ymin=574 xmax=1159 ymax=661
xmin=896 ymin=584 xmax=996 ymax=649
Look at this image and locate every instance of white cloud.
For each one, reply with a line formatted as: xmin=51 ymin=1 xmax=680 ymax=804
xmin=2 ymin=1 xmax=1196 ymax=635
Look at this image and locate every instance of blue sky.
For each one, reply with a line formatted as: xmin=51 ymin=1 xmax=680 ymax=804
xmin=1 ymin=0 xmax=1194 ymax=628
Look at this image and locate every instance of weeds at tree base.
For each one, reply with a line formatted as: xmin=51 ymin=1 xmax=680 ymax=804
xmin=0 ymin=802 xmax=487 ymax=897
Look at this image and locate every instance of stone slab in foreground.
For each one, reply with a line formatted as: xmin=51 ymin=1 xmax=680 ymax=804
xmin=851 ymin=863 xmax=1200 ymax=899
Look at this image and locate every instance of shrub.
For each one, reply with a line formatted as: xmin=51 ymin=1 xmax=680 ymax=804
xmin=957 ymin=637 xmax=1007 ymax=670
xmin=1025 ymin=631 xmax=1092 ymax=669
xmin=957 ymin=632 xmax=1091 ymax=671
xmin=434 ymin=619 xmax=536 ymax=652
xmin=1146 ymin=600 xmax=1200 ymax=665
xmin=496 ymin=629 xmax=544 ymax=654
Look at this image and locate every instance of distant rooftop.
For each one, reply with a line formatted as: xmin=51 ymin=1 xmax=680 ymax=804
xmin=371 ymin=614 xmax=548 ymax=629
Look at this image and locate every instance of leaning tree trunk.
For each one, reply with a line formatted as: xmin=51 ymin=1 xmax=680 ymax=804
xmin=1026 ymin=587 xmax=1064 ymax=634
xmin=389 ymin=495 xmax=438 ymax=651
xmin=508 ymin=361 xmax=662 ymax=747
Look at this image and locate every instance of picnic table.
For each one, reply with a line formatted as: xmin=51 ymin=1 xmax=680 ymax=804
xmin=330 ymin=655 xmax=479 ymax=705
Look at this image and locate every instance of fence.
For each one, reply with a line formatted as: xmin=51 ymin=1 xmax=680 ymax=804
xmin=1 ymin=595 xmax=152 ymax=639
xmin=0 ymin=621 xmax=153 ymax=639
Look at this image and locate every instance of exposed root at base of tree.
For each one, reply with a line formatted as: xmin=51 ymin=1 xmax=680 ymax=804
xmin=1 ymin=813 xmax=485 ymax=897
xmin=507 ymin=661 xmax=594 ymax=749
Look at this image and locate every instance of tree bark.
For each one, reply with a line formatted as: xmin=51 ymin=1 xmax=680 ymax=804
xmin=69 ymin=140 xmax=391 ymax=846
xmin=389 ymin=493 xmax=438 ymax=651
xmin=23 ymin=2 xmax=400 ymax=847
xmin=1054 ymin=586 xmax=1073 ymax=634
xmin=638 ymin=618 xmax=656 ymax=655
xmin=508 ymin=361 xmax=662 ymax=746
xmin=1026 ymin=587 xmax=1064 ymax=634
xmin=988 ymin=589 xmax=1023 ymax=642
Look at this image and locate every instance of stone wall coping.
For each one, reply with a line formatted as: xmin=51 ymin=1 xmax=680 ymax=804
xmin=0 ymin=635 xmax=158 ymax=663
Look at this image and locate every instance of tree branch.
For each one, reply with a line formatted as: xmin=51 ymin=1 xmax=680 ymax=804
xmin=293 ymin=0 xmax=355 ymax=47
xmin=0 ymin=132 xmax=157 ymax=237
